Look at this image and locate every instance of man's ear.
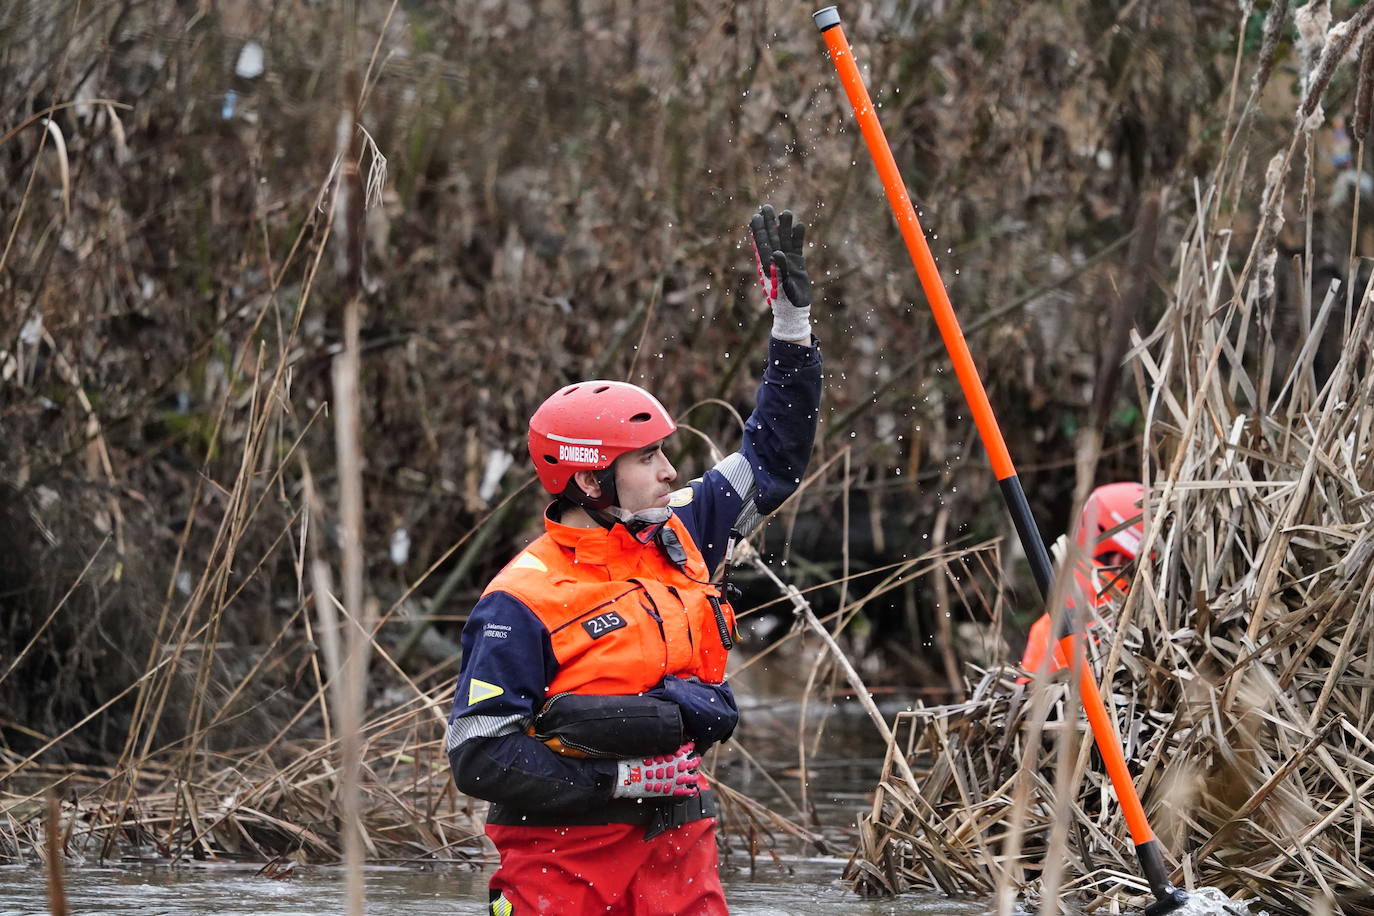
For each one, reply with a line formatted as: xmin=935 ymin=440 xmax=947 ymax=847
xmin=573 ymin=469 xmax=601 ymax=498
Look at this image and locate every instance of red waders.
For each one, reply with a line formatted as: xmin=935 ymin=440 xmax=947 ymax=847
xmin=486 ymin=820 xmax=726 ymax=915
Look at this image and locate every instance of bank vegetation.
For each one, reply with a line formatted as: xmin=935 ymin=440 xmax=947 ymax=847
xmin=2 ymin=2 xmax=1371 ymax=913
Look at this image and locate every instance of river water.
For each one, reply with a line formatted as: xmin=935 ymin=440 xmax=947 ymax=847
xmin=0 ymin=651 xmax=1261 ymax=914
xmin=0 ymin=861 xmax=987 ymax=914
xmin=0 ymin=652 xmax=994 ymax=914
xmin=0 ymin=686 xmax=991 ymax=916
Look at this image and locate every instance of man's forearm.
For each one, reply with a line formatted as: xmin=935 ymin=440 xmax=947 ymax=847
xmin=740 ymin=336 xmax=822 ymax=515
xmin=531 ymin=692 xmax=684 ymax=758
xmin=449 ymin=732 xmax=617 ymax=811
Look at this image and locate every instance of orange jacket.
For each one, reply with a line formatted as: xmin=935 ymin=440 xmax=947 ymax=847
xmin=483 ymin=512 xmax=736 ymax=696
xmin=1019 ymin=559 xmax=1129 ymax=678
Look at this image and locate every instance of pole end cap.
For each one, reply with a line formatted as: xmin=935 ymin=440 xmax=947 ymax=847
xmin=813 ymin=7 xmax=841 ymax=31
xmin=1143 ymin=889 xmax=1189 ymax=916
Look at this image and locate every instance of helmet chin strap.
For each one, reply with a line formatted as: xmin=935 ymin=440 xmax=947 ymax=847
xmin=561 ymin=465 xmax=671 ymax=542
xmin=561 ymin=466 xmax=618 ymax=517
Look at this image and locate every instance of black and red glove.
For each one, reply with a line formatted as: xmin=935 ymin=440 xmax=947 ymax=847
xmin=749 ymin=204 xmax=812 ymax=342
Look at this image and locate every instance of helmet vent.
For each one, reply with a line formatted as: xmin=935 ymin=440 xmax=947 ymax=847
xmin=593 ymin=385 xmax=610 ymax=393
xmin=629 ymin=412 xmax=652 ymax=423
xmin=543 ymin=455 xmax=558 ymax=464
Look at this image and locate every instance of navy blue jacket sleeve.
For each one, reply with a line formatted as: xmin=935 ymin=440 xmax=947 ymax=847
xmin=446 ymin=592 xmax=617 ymax=810
xmin=741 ymin=337 xmax=822 ymax=514
xmin=645 ymin=675 xmax=739 ymax=749
xmin=675 ymin=336 xmax=822 ymax=570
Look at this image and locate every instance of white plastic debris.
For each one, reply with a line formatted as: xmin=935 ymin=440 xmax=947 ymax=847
xmin=479 ymin=449 xmax=514 ymax=503
xmin=235 ymin=41 xmax=265 ymax=79
xmin=389 ymin=527 xmax=411 ymax=567
xmin=1172 ymin=886 xmax=1266 ymax=915
xmin=19 ymin=315 xmax=43 ymax=346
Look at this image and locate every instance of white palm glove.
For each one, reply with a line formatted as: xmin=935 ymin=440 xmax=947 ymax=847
xmin=611 ymin=741 xmax=703 ymax=799
xmin=1050 ymin=533 xmax=1070 ymax=566
xmin=750 ymin=205 xmax=812 ymax=343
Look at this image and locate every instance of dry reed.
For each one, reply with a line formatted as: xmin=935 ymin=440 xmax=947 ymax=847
xmin=848 ymin=5 xmax=1374 ymax=913
xmin=4 ymin=3 xmax=1367 ymax=911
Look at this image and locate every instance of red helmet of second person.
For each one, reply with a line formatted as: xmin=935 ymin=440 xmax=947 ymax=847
xmin=1074 ymin=481 xmax=1145 ymax=562
xmin=528 ymin=380 xmax=678 ymax=496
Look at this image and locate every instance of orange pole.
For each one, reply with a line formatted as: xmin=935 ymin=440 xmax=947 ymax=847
xmin=1065 ymin=635 xmax=1155 ymax=843
xmin=814 ymin=8 xmax=1185 ymax=912
xmin=816 ymin=17 xmax=1013 ymax=481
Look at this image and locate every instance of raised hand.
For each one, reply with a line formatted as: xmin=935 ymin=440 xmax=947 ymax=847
xmin=749 ymin=204 xmax=812 ymax=342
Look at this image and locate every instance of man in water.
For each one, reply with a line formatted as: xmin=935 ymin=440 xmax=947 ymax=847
xmin=446 ymin=205 xmax=822 ymax=914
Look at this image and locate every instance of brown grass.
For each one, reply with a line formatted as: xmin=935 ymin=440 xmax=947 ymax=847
xmin=848 ymin=4 xmax=1374 ymax=913
xmin=3 ymin=3 xmax=1369 ymax=912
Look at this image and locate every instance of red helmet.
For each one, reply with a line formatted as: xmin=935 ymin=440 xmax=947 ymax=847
xmin=1074 ymin=482 xmax=1144 ymax=562
xmin=528 ymin=380 xmax=677 ymax=495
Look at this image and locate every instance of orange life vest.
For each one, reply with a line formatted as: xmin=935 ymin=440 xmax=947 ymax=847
xmin=482 ymin=513 xmax=736 ymax=696
xmin=1019 ymin=558 xmax=1129 ymax=678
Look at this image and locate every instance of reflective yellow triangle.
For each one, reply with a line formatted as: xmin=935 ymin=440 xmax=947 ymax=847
xmin=511 ymin=552 xmax=547 ymax=572
xmin=468 ymin=678 xmax=504 ymax=705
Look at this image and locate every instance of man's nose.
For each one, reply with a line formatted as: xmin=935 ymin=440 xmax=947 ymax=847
xmin=661 ymin=459 xmax=677 ymax=483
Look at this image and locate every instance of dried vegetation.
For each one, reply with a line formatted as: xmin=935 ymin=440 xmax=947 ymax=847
xmin=850 ymin=3 xmax=1374 ymax=913
xmin=1 ymin=1 xmax=1370 ymax=911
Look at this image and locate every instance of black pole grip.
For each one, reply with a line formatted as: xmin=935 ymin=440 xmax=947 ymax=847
xmin=998 ymin=475 xmax=1055 ymax=600
xmin=1137 ymin=840 xmax=1189 ymax=914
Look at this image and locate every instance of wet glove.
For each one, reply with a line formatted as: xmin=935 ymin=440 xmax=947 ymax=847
xmin=612 ymin=741 xmax=702 ymax=799
xmin=749 ymin=204 xmax=811 ymax=342
xmin=646 ymin=675 xmax=739 ymax=748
